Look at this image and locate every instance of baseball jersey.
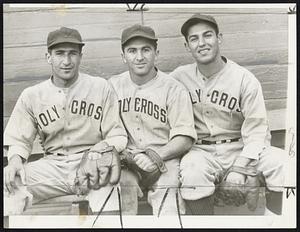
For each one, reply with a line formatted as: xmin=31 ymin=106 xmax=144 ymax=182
xmin=4 ymin=73 xmax=127 ymax=161
xmin=108 ymin=69 xmax=197 ymax=152
xmin=169 ymin=57 xmax=271 ymax=160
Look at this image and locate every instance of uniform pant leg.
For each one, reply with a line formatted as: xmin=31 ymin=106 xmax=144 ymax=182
xmin=179 ymin=147 xmax=223 ymax=200
xmin=119 ymin=169 xmax=143 ymax=215
xmin=257 ymin=146 xmax=287 ymax=192
xmin=147 ymin=158 xmax=183 ymax=215
xmin=24 ymin=155 xmax=80 ymax=204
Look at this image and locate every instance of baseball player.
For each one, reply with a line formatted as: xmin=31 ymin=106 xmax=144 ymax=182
xmin=169 ymin=14 xmax=286 ymax=215
xmin=109 ymin=24 xmax=197 ymax=215
xmin=4 ymin=27 xmax=127 ymax=215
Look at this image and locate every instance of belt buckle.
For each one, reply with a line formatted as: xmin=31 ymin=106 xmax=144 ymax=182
xmin=216 ymin=140 xmax=222 ymax=144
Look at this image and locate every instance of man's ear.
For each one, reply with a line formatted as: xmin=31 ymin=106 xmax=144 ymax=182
xmin=121 ymin=52 xmax=128 ymax=64
xmin=217 ymin=33 xmax=223 ymax=44
xmin=45 ymin=52 xmax=52 ymax=64
xmin=154 ymin=49 xmax=159 ymax=62
xmin=184 ymin=42 xmax=191 ymax=52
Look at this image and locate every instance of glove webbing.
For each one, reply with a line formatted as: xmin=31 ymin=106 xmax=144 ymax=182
xmin=145 ymin=148 xmax=167 ymax=173
xmin=223 ymin=165 xmax=258 ymax=181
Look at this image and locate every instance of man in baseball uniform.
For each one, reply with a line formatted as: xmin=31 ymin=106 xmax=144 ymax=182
xmin=170 ymin=14 xmax=286 ymax=215
xmin=109 ymin=24 xmax=197 ymax=215
xmin=4 ymin=27 xmax=127 ymax=215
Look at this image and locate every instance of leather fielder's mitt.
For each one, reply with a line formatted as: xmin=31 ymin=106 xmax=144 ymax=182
xmin=120 ymin=148 xmax=167 ymax=189
xmin=214 ymin=165 xmax=261 ymax=211
xmin=74 ymin=146 xmax=121 ymax=196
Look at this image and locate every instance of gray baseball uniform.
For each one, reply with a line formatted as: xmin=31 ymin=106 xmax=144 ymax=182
xmin=4 ymin=73 xmax=127 ymax=203
xmin=170 ymin=58 xmax=286 ymax=200
xmin=109 ymin=69 xmax=197 ymax=215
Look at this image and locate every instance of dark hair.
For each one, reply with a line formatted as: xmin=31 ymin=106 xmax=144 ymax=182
xmin=184 ymin=21 xmax=219 ymax=42
xmin=121 ymin=37 xmax=158 ymax=52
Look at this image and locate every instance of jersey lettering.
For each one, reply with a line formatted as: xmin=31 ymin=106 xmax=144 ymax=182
xmin=37 ymin=105 xmax=61 ymax=127
xmin=219 ymin=93 xmax=228 ymax=107
xmin=46 ymin=109 xmax=55 ymax=123
xmin=147 ymin=101 xmax=153 ymax=116
xmin=70 ymin=99 xmax=102 ymax=120
xmin=160 ymin=109 xmax=167 ymax=123
xmin=189 ymin=92 xmax=197 ymax=104
xmin=141 ymin=98 xmax=147 ymax=114
xmin=39 ymin=113 xmax=48 ymax=126
xmin=121 ymin=97 xmax=166 ymax=123
xmin=124 ymin=98 xmax=131 ymax=112
xmin=87 ymin=103 xmax=95 ymax=116
xmin=211 ymin=90 xmax=219 ymax=103
xmin=190 ymin=88 xmax=241 ymax=112
xmin=195 ymin=89 xmax=201 ymax=102
xmin=153 ymin=104 xmax=159 ymax=119
xmin=52 ymin=105 xmax=60 ymax=118
xmin=71 ymin=100 xmax=78 ymax=114
xmin=228 ymin=97 xmax=237 ymax=110
xmin=79 ymin=100 xmax=87 ymax=115
xmin=94 ymin=106 xmax=102 ymax=120
xmin=134 ymin=98 xmax=141 ymax=111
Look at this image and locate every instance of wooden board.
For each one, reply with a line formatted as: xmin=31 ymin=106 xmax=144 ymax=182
xmin=3 ymin=6 xmax=289 ymax=140
xmin=3 ymin=63 xmax=287 ymax=117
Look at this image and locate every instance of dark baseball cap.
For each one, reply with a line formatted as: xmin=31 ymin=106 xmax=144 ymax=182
xmin=121 ymin=24 xmax=158 ymax=46
xmin=181 ymin=14 xmax=219 ymax=37
xmin=47 ymin=27 xmax=85 ymax=49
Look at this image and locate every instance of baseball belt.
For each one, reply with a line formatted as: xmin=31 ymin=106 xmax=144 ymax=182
xmin=45 ymin=149 xmax=89 ymax=156
xmin=196 ymin=137 xmax=241 ymax=145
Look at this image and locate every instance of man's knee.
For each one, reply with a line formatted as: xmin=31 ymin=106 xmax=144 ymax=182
xmin=180 ymin=153 xmax=211 ymax=183
xmin=259 ymin=146 xmax=286 ymax=192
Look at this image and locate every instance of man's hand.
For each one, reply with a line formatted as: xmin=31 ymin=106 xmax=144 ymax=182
xmin=225 ymin=171 xmax=246 ymax=185
xmin=133 ymin=153 xmax=158 ymax=172
xmin=4 ymin=155 xmax=26 ymax=195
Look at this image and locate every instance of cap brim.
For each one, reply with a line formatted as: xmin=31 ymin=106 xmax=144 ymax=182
xmin=48 ymin=38 xmax=85 ymax=49
xmin=181 ymin=18 xmax=217 ymax=37
xmin=122 ymin=33 xmax=157 ymax=45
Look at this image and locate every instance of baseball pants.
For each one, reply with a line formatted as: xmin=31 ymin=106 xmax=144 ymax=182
xmin=5 ymin=153 xmax=120 ymax=213
xmin=179 ymin=141 xmax=286 ymax=200
xmin=120 ymin=158 xmax=185 ymax=215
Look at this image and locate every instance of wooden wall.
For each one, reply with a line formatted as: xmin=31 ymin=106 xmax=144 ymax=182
xmin=3 ymin=5 xmax=288 ymax=133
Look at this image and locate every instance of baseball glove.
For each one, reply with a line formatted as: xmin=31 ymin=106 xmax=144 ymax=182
xmin=74 ymin=146 xmax=121 ymax=196
xmin=120 ymin=148 xmax=167 ymax=189
xmin=214 ymin=165 xmax=261 ymax=211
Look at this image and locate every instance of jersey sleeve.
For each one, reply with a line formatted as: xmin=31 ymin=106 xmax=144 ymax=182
xmin=167 ymin=84 xmax=197 ymax=141
xmin=239 ymin=74 xmax=271 ymax=160
xmin=4 ymin=90 xmax=38 ymax=161
xmin=99 ymin=83 xmax=128 ymax=152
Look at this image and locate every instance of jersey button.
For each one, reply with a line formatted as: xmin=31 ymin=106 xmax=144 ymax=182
xmin=63 ymin=107 xmax=65 ymax=110
xmin=137 ymin=128 xmax=140 ymax=131
xmin=207 ymin=94 xmax=210 ymax=97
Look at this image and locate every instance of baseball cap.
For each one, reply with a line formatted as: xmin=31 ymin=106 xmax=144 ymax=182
xmin=181 ymin=14 xmax=219 ymax=37
xmin=47 ymin=27 xmax=85 ymax=49
xmin=121 ymin=24 xmax=158 ymax=46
